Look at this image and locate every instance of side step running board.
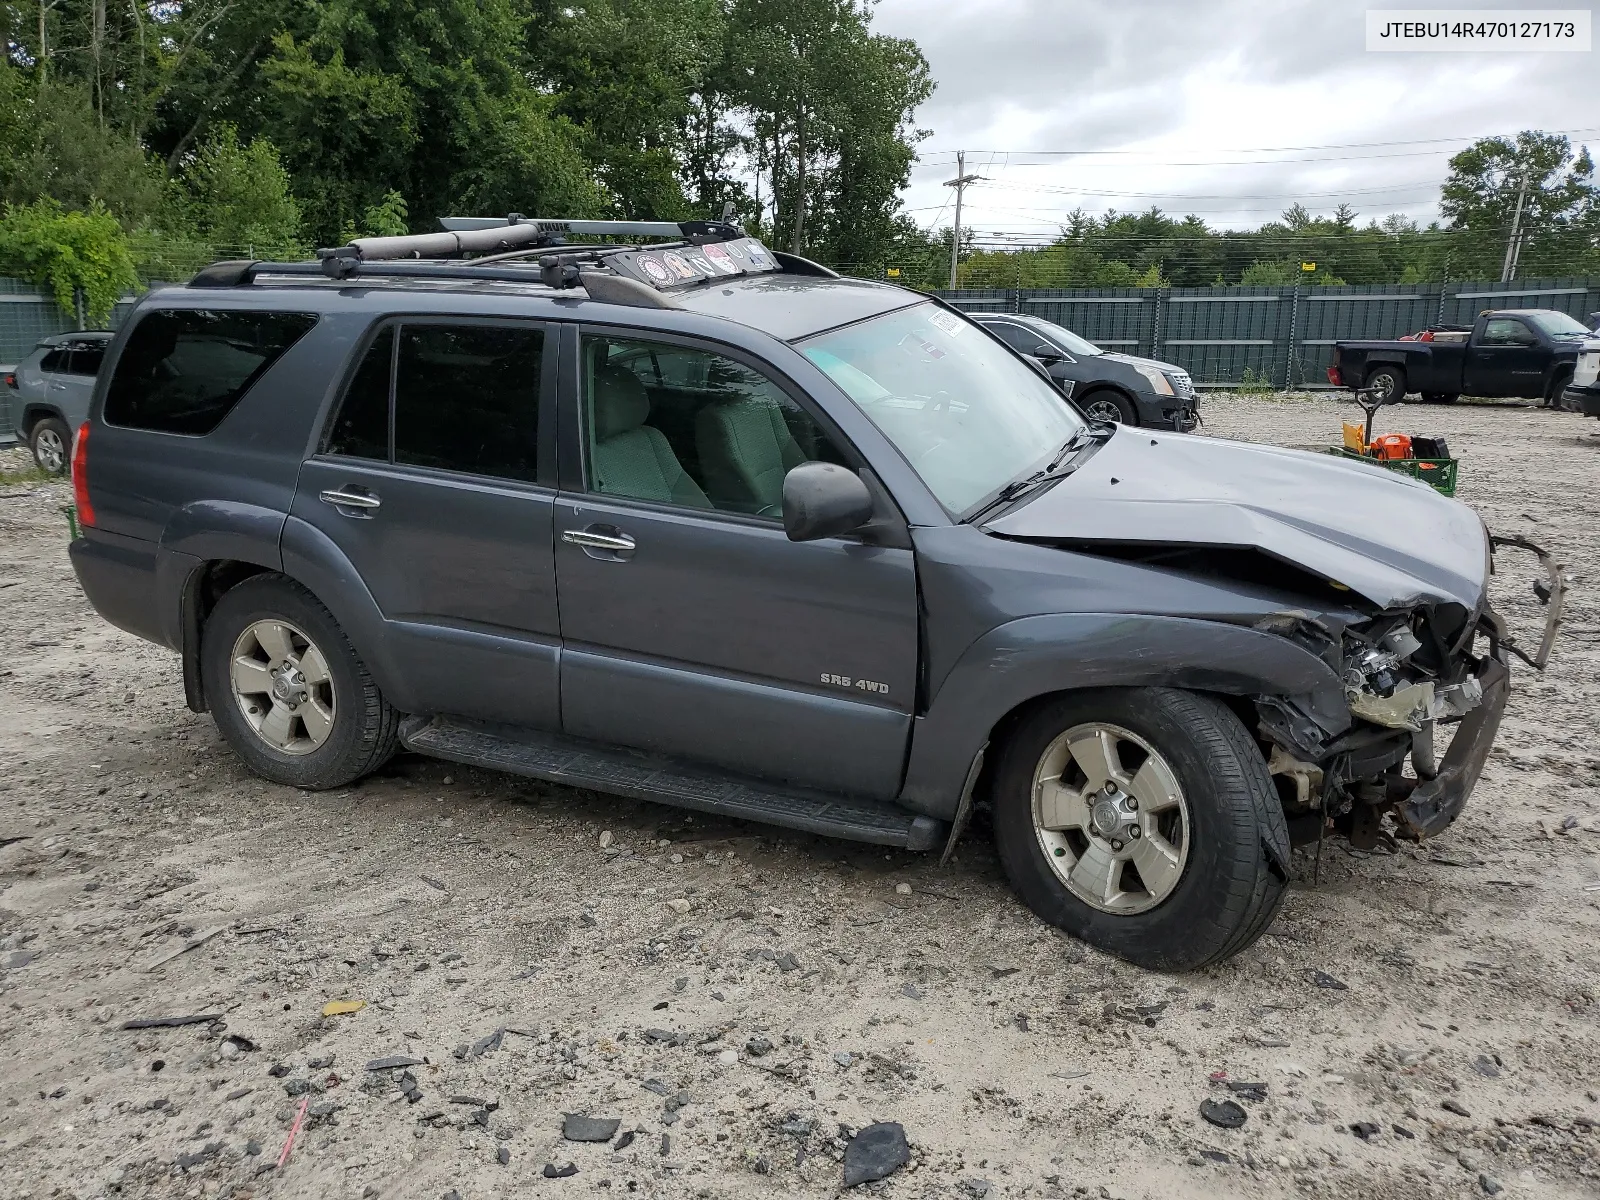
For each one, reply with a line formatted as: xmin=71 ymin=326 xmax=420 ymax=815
xmin=399 ymin=717 xmax=945 ymax=851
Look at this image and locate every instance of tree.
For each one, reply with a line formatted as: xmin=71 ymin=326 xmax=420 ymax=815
xmin=1440 ymin=131 xmax=1598 ymax=277
xmin=0 ymin=199 xmax=140 ymax=322
xmin=169 ymin=126 xmax=304 ymax=256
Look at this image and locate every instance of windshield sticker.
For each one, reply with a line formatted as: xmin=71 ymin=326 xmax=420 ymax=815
xmin=927 ymin=310 xmax=964 ymax=338
xmin=661 ymin=252 xmax=699 ymax=280
xmin=702 ymin=244 xmax=740 ymax=274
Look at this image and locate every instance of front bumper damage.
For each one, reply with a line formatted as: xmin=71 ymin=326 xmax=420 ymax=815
xmin=1257 ymin=533 xmax=1564 ymax=846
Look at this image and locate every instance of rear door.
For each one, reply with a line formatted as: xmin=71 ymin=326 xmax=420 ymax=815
xmin=551 ymin=325 xmax=918 ymax=800
xmin=1467 ymin=317 xmax=1544 ymax=397
xmin=291 ymin=317 xmax=563 ymax=729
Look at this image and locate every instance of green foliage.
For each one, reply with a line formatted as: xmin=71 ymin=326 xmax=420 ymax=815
xmin=341 ymin=190 xmax=410 ymax=243
xmin=169 ymin=126 xmax=305 ymax=256
xmin=1235 ymin=367 xmax=1274 ymax=397
xmin=0 ymin=200 xmax=141 ymax=323
xmin=1440 ymin=131 xmax=1599 ymax=277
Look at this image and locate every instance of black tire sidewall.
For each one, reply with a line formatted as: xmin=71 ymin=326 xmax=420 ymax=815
xmin=991 ymin=688 xmax=1288 ymax=971
xmin=201 ymin=576 xmax=382 ymax=789
xmin=1365 ymin=368 xmax=1404 ymax=405
xmin=31 ymin=418 xmax=71 ymax=474
xmin=1082 ymin=390 xmax=1138 ymax=426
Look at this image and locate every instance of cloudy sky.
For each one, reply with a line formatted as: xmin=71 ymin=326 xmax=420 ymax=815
xmin=871 ymin=0 xmax=1597 ymax=243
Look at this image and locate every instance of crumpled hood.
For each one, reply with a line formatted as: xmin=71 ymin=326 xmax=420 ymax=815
xmin=985 ymin=428 xmax=1488 ymax=609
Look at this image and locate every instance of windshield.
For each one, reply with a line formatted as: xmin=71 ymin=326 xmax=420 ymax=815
xmin=1523 ymin=310 xmax=1592 ymax=339
xmin=801 ymin=302 xmax=1084 ymax=515
xmin=1026 ymin=317 xmax=1104 ymax=357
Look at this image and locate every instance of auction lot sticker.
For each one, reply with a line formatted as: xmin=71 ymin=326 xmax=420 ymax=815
xmin=1366 ymin=9 xmax=1591 ymax=50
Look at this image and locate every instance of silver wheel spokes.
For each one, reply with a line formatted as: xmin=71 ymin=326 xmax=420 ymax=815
xmin=1085 ymin=400 xmax=1121 ymax=424
xmin=36 ymin=429 xmax=65 ymax=472
xmin=230 ymin=619 xmax=335 ymax=756
xmin=1032 ymin=723 xmax=1190 ymax=915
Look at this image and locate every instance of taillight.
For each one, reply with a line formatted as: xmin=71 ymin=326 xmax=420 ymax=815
xmin=3 ymin=373 xmax=14 ymax=388
xmin=1326 ymin=366 xmax=1343 ymax=386
xmin=71 ymin=421 xmax=95 ymax=528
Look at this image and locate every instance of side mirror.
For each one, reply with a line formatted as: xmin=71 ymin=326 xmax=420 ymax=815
xmin=782 ymin=462 xmax=874 ymax=542
xmin=1031 ymin=343 xmax=1064 ymax=362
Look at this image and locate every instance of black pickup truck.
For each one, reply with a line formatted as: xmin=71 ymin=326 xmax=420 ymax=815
xmin=1329 ymin=308 xmax=1593 ymax=407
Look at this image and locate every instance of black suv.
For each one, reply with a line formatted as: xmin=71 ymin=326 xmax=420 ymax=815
xmin=67 ymin=218 xmax=1557 ymax=970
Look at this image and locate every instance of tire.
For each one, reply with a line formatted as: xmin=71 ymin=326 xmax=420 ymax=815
xmin=1420 ymin=392 xmax=1459 ymax=405
xmin=201 ymin=574 xmax=399 ymax=789
xmin=30 ymin=417 xmax=71 ymax=475
xmin=991 ymin=687 xmax=1289 ymax=971
xmin=1545 ymin=368 xmax=1573 ymax=410
xmin=1080 ymin=389 xmax=1139 ymax=426
xmin=1363 ymin=365 xmax=1406 ymax=406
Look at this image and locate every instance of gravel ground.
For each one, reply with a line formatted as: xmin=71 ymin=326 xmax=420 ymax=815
xmin=1 ymin=395 xmax=1598 ymax=1200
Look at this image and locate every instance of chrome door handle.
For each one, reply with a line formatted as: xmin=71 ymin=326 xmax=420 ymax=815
xmin=562 ymin=528 xmax=635 ymax=552
xmin=319 ymin=487 xmax=381 ymax=511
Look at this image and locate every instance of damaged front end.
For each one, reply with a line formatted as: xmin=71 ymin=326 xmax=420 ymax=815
xmin=1256 ymin=536 xmax=1563 ymax=847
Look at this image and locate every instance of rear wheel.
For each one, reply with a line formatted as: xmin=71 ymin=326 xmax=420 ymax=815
xmin=1363 ymin=366 xmax=1406 ymax=406
xmin=29 ymin=417 xmax=71 ymax=475
xmin=991 ymin=688 xmax=1289 ymax=971
xmin=201 ymin=574 xmax=399 ymax=789
xmin=1080 ymin=389 xmax=1138 ymax=426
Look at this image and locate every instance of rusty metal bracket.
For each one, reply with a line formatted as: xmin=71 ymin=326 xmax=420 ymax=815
xmin=1488 ymin=534 xmax=1564 ymax=670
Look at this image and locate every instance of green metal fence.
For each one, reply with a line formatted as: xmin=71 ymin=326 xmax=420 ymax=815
xmin=937 ymin=277 xmax=1600 ymax=388
xmin=0 ymin=280 xmax=143 ymax=442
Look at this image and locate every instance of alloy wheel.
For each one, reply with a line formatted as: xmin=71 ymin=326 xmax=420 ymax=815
xmin=1083 ymin=397 xmax=1123 ymax=424
xmin=1030 ymin=722 xmax=1191 ymax=914
xmin=34 ymin=427 xmax=66 ymax=473
xmin=229 ymin=619 xmax=336 ymax=755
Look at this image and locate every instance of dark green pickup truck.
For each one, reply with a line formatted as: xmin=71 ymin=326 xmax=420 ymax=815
xmin=1329 ymin=308 xmax=1593 ymax=407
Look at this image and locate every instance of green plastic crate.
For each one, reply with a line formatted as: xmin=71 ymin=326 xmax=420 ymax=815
xmin=1326 ymin=447 xmax=1458 ymax=497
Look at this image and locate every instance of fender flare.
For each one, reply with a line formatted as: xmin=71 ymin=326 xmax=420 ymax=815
xmin=160 ymin=500 xmax=289 ymax=711
xmin=897 ymin=612 xmax=1347 ymax=819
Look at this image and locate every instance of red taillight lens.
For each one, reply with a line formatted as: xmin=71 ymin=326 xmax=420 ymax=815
xmin=1326 ymin=366 xmax=1343 ymax=386
xmin=71 ymin=421 xmax=95 ymax=528
xmin=3 ymin=373 xmax=14 ymax=388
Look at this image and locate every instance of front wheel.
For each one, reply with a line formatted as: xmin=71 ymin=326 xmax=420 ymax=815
xmin=991 ymin=688 xmax=1289 ymax=971
xmin=30 ymin=417 xmax=72 ymax=475
xmin=201 ymin=574 xmax=399 ymax=789
xmin=1079 ymin=389 xmax=1138 ymax=426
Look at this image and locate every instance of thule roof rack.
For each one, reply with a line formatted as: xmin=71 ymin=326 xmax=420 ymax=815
xmin=187 ymin=212 xmax=834 ymax=307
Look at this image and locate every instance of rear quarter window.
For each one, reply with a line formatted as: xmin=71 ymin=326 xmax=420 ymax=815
xmin=104 ymin=309 xmax=318 ymax=435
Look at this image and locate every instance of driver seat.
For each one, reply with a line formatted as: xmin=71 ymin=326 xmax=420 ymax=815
xmin=695 ymin=395 xmax=808 ymax=513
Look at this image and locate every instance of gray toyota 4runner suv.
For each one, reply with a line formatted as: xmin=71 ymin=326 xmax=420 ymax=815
xmin=67 ymin=217 xmax=1562 ymax=971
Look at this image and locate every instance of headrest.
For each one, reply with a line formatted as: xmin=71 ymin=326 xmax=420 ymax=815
xmin=592 ymin=364 xmax=650 ymax=441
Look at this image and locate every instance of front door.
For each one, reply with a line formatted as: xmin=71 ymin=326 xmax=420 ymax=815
xmin=291 ymin=317 xmax=562 ymax=729
xmin=553 ymin=327 xmax=918 ymax=800
xmin=1467 ymin=317 xmax=1545 ymax=397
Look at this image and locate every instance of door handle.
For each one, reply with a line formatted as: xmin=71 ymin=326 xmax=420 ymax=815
xmin=562 ymin=527 xmax=636 ymax=553
xmin=319 ymin=487 xmax=381 ymax=512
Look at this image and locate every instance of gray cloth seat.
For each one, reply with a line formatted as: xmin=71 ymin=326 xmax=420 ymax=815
xmin=695 ymin=395 xmax=809 ymax=513
xmin=590 ymin=365 xmax=711 ymax=508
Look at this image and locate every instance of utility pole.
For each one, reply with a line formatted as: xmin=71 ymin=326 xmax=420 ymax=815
xmin=1500 ymin=171 xmax=1529 ymax=283
xmin=943 ymin=150 xmax=984 ymax=290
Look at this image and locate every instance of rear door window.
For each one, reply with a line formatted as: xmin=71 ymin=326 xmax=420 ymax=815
xmin=67 ymin=345 xmax=106 ymax=376
xmin=322 ymin=321 xmax=545 ymax=484
xmin=38 ymin=349 xmax=67 ymax=373
xmin=104 ymin=309 xmax=317 ymax=435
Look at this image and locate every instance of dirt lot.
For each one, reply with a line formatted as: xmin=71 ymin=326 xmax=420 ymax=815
xmin=1 ymin=396 xmax=1597 ymax=1200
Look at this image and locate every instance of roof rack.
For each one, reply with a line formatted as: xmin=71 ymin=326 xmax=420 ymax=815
xmin=187 ymin=212 xmax=810 ymax=307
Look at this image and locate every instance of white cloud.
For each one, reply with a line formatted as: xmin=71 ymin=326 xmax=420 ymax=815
xmin=873 ymin=0 xmax=1596 ymax=237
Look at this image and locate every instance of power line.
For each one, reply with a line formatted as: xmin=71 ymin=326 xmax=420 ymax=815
xmin=913 ymin=125 xmax=1600 ymax=164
